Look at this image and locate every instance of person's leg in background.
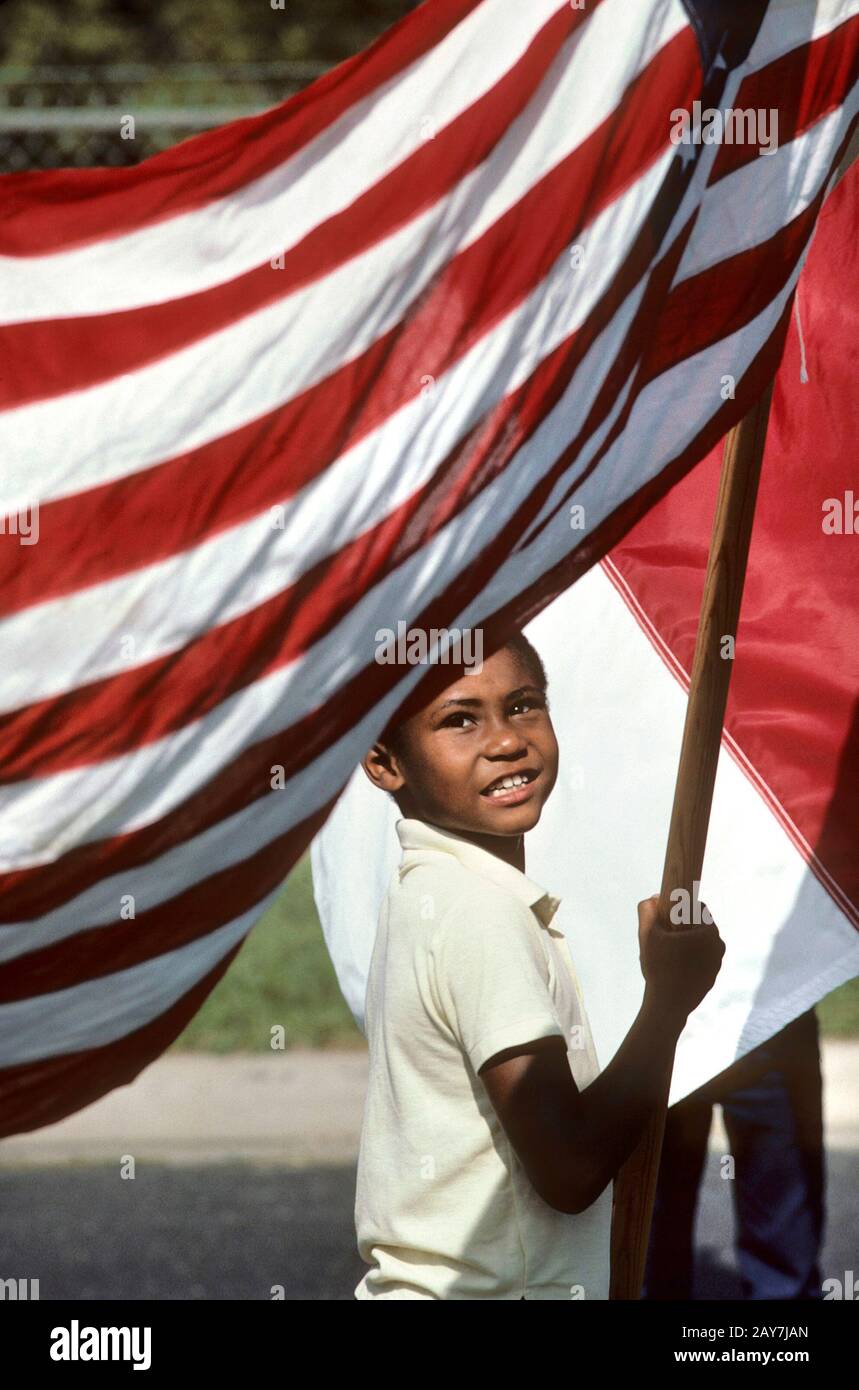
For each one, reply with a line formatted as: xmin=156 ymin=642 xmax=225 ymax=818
xmin=720 ymin=1009 xmax=825 ymax=1300
xmin=642 ymin=1094 xmax=714 ymax=1299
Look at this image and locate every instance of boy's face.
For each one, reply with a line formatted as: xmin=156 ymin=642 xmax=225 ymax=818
xmin=362 ymin=644 xmax=558 ymax=840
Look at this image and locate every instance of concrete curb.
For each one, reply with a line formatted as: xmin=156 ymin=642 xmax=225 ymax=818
xmin=0 ymin=1041 xmax=856 ymax=1168
xmin=0 ymin=1049 xmax=368 ymax=1168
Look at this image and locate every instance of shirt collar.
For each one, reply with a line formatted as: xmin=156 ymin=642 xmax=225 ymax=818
xmin=395 ymin=817 xmax=563 ymax=933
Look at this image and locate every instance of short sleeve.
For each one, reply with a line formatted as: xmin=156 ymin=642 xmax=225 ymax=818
xmin=429 ymin=893 xmax=565 ymax=1073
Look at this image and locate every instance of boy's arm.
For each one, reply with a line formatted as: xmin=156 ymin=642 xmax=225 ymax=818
xmin=479 ymin=896 xmax=725 ymax=1215
xmin=480 ymin=990 xmax=686 ymax=1214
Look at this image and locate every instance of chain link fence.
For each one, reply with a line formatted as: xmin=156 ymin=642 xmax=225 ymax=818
xmin=0 ymin=62 xmax=329 ymax=170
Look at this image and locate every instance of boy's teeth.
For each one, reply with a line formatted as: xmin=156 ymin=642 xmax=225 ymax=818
xmin=489 ymin=773 xmax=529 ymax=795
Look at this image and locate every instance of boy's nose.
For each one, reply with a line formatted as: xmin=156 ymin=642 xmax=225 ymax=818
xmin=482 ymin=727 xmax=527 ymax=758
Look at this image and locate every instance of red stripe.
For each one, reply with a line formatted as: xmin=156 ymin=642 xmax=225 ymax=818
xmin=0 ymin=2 xmax=588 ymax=409
xmin=0 ymin=0 xmax=489 ymax=257
xmin=641 ymin=196 xmax=822 ymax=384
xmin=0 ymin=14 xmax=689 ymax=618
xmin=0 ymin=944 xmax=243 ymax=1139
xmin=709 ymin=16 xmax=859 ymax=185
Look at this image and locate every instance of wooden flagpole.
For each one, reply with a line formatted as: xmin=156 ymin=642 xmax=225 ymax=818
xmin=609 ymin=378 xmax=776 ymax=1301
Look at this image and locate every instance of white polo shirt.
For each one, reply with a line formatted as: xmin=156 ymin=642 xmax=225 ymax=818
xmin=354 ymin=817 xmax=612 ymax=1300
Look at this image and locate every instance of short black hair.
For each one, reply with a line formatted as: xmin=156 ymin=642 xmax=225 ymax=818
xmin=380 ymin=628 xmax=547 ymax=758
xmin=503 ymin=630 xmax=548 ymax=694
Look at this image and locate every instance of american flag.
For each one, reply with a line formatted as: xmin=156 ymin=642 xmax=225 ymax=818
xmin=1 ymin=0 xmax=857 ymax=1136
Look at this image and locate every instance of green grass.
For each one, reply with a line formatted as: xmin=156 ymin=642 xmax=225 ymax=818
xmin=172 ymin=854 xmax=859 ymax=1051
xmin=170 ymin=855 xmax=364 ymax=1053
xmin=816 ymin=975 xmax=859 ymax=1037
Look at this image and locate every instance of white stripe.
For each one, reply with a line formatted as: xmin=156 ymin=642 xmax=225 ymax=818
xmin=0 ymin=154 xmax=676 ymax=708
xmin=0 ymin=891 xmax=280 ymax=1065
xmin=746 ymin=0 xmax=859 ymax=72
xmin=678 ymin=102 xmax=858 ymax=282
xmin=0 ymin=0 xmax=571 ymax=323
xmin=0 ymin=0 xmax=688 ymax=513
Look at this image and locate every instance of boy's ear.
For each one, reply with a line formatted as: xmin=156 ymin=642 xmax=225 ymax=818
xmin=361 ymin=739 xmax=406 ymax=794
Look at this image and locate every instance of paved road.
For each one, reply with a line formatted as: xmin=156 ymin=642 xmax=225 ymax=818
xmin=2 ymin=1150 xmax=857 ymax=1300
xmin=1 ymin=1163 xmax=365 ymax=1301
xmin=1 ymin=1045 xmax=856 ymax=1300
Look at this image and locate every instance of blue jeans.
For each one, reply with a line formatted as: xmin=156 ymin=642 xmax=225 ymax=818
xmin=643 ymin=1010 xmax=825 ymax=1300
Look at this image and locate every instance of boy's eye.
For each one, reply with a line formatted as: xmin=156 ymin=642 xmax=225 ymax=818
xmin=510 ymin=696 xmax=546 ymax=715
xmin=440 ymin=712 xmax=477 ymax=729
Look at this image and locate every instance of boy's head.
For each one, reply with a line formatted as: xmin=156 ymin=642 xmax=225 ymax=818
xmin=361 ymin=630 xmax=558 ymax=839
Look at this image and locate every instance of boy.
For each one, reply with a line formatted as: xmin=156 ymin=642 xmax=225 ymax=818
xmin=354 ymin=629 xmax=725 ymax=1300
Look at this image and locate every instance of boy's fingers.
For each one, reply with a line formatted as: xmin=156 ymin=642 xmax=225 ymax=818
xmin=653 ymin=918 xmax=724 ymax=950
xmin=637 ymin=894 xmax=662 ymax=927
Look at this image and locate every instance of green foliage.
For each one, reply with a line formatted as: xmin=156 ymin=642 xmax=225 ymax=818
xmin=1 ymin=0 xmax=417 ymax=68
xmin=2 ymin=0 xmax=137 ymax=67
xmin=817 ymin=975 xmax=859 ymax=1037
xmin=0 ymin=0 xmax=419 ymax=164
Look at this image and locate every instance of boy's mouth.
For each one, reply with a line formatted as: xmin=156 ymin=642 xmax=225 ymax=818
xmin=479 ymin=768 xmax=541 ymax=804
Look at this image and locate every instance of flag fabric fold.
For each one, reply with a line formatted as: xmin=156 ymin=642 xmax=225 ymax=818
xmin=1 ymin=0 xmax=857 ymax=1135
